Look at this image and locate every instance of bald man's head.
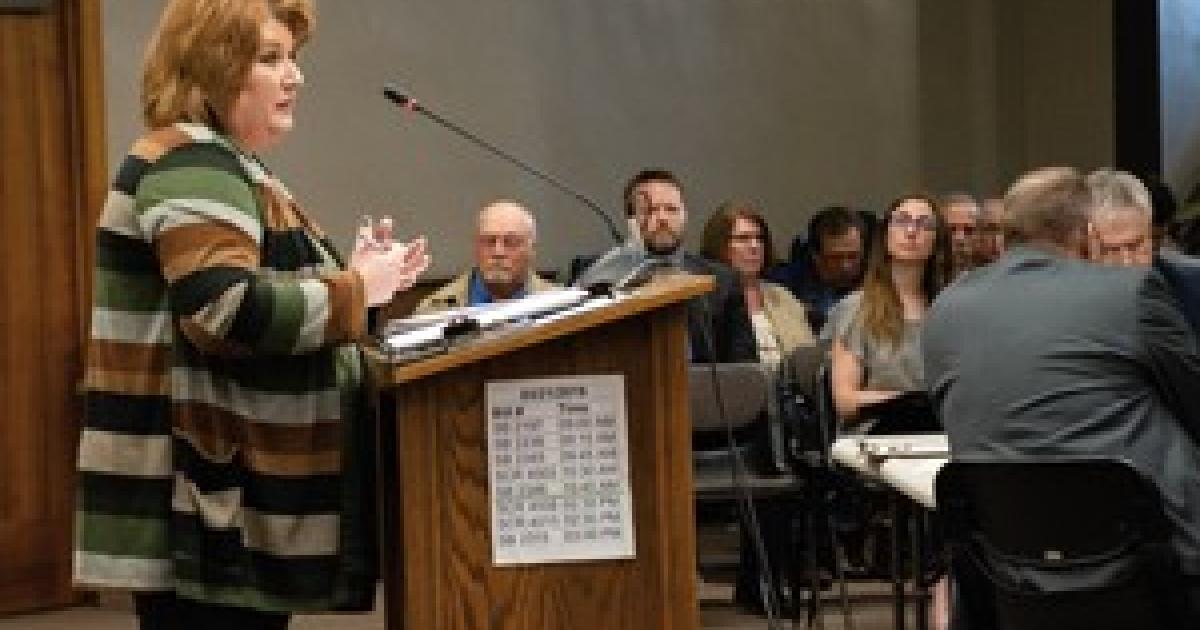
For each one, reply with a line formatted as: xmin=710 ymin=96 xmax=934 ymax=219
xmin=475 ymin=201 xmax=537 ymax=300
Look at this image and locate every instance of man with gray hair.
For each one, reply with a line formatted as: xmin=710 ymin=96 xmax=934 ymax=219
xmin=414 ymin=200 xmax=557 ymax=313
xmin=1086 ymin=168 xmax=1154 ymax=267
xmin=923 ymin=166 xmax=1200 ymax=616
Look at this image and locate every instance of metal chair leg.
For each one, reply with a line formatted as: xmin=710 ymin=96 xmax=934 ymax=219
xmin=827 ymin=507 xmax=856 ymax=630
xmin=912 ymin=508 xmax=929 ymax=630
xmin=891 ymin=495 xmax=907 ymax=630
xmin=804 ymin=506 xmax=824 ymax=630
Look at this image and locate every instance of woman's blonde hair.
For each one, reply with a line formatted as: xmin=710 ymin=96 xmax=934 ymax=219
xmin=141 ymin=0 xmax=315 ymax=130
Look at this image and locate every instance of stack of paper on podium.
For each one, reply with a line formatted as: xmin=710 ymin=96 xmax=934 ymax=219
xmin=378 ymin=288 xmax=613 ymax=363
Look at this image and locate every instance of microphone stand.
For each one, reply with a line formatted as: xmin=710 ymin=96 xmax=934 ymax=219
xmin=382 ymin=84 xmax=624 ymax=244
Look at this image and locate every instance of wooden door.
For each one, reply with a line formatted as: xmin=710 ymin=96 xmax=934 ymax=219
xmin=0 ymin=0 xmax=106 ymax=614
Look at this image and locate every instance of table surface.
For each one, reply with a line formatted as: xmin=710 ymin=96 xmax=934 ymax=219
xmin=831 ymin=434 xmax=949 ymax=509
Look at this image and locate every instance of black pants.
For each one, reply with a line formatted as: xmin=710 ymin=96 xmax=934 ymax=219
xmin=1185 ymin=577 xmax=1200 ymax=623
xmin=135 ymin=592 xmax=290 ymax=630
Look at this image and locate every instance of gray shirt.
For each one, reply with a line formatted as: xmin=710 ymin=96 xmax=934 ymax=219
xmin=923 ymin=247 xmax=1200 ymax=574
xmin=822 ymin=290 xmax=925 ymax=393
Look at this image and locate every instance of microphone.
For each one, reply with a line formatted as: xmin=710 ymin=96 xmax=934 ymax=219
xmin=382 ymin=84 xmax=623 ymax=244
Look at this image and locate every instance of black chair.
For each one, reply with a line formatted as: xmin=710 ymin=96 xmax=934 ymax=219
xmin=780 ymin=354 xmax=855 ymax=629
xmin=806 ymin=358 xmax=937 ymax=629
xmin=689 ymin=362 xmax=806 ymax=622
xmin=935 ymin=458 xmax=1194 ymax=630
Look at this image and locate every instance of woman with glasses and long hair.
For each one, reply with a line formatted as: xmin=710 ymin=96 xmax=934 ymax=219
xmin=824 ymin=194 xmax=950 ymax=431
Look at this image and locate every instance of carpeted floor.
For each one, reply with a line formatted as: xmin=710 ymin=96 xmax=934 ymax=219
xmin=0 ymin=581 xmax=916 ymax=630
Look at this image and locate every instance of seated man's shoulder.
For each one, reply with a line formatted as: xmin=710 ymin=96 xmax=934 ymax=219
xmin=412 ymin=271 xmax=471 ymax=315
xmin=683 ymin=252 xmax=734 ymax=279
xmin=565 ymin=254 xmax=600 ymax=285
xmin=766 ymin=259 xmax=825 ymax=299
xmin=530 ymin=273 xmax=562 ymax=292
xmin=1062 ymin=256 xmax=1150 ymax=294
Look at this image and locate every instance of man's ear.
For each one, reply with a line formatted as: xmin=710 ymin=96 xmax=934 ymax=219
xmin=1073 ymin=224 xmax=1094 ymax=260
xmin=1085 ymin=221 xmax=1098 ymax=259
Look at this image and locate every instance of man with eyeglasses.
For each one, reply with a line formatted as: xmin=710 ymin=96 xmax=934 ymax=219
xmin=1082 ymin=169 xmax=1200 ymax=328
xmin=414 ymin=200 xmax=557 ymax=313
xmin=1085 ymin=169 xmax=1200 ymax=333
xmin=1086 ymin=169 xmax=1155 ymax=268
xmin=924 ymin=167 xmax=1200 ymax=622
xmin=939 ymin=192 xmax=980 ymax=278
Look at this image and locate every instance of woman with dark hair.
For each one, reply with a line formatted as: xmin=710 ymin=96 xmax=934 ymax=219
xmin=699 ymin=202 xmax=814 ymax=614
xmin=701 ymin=201 xmax=814 ymax=366
xmin=824 ymin=194 xmax=950 ymax=431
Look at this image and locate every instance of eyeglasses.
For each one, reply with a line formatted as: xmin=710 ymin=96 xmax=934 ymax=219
xmin=636 ymin=203 xmax=683 ymax=218
xmin=477 ymin=234 xmax=529 ymax=249
xmin=889 ymin=213 xmax=937 ymax=232
xmin=729 ymin=232 xmax=763 ymax=244
xmin=949 ymin=224 xmax=978 ymax=237
xmin=1094 ymin=235 xmax=1151 ymax=258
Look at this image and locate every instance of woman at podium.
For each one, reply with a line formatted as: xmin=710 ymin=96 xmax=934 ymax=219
xmin=75 ymin=1 xmax=428 ymax=628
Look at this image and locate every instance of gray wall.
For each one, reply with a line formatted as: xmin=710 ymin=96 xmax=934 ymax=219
xmin=1000 ymin=0 xmax=1114 ymax=182
xmin=917 ymin=0 xmax=1114 ymax=197
xmin=104 ymin=1 xmax=1116 ymax=275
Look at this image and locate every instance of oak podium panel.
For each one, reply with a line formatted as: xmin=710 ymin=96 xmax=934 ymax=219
xmin=368 ymin=277 xmax=710 ymax=630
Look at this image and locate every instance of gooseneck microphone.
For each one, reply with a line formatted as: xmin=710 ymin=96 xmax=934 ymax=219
xmin=382 ymin=84 xmax=623 ymax=244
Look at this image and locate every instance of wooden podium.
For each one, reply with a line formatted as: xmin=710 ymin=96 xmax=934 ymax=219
xmin=367 ymin=276 xmax=712 ymax=630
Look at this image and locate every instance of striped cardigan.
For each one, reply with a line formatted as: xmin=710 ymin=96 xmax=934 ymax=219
xmin=76 ymin=123 xmax=376 ymax=612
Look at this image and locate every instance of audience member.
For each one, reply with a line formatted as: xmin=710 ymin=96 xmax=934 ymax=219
xmin=414 ymin=200 xmax=556 ymax=314
xmin=1086 ymin=168 xmax=1153 ymax=267
xmin=583 ymin=169 xmax=758 ymax=362
xmin=699 ymin=201 xmax=815 ymax=614
xmin=823 ymin=194 xmax=949 ymax=431
xmin=974 ymin=197 xmax=1006 ymax=265
xmin=922 ymin=166 xmax=1200 ymax=617
xmin=701 ymin=202 xmax=815 ymax=368
xmin=768 ymin=206 xmax=865 ymax=334
xmin=938 ymin=192 xmax=980 ymax=278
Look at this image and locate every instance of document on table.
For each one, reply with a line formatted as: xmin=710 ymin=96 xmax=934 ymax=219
xmin=487 ymin=375 xmax=635 ymax=565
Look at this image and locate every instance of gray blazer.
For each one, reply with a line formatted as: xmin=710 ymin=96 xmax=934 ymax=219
xmin=922 ymin=246 xmax=1200 ymax=574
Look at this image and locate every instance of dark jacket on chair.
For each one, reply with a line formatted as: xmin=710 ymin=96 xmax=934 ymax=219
xmin=571 ymin=250 xmax=757 ymax=363
xmin=678 ymin=252 xmax=758 ymax=363
xmin=922 ymin=245 xmax=1200 ymax=575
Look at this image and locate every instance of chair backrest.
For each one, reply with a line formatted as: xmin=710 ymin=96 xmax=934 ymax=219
xmin=935 ymin=458 xmax=1190 ymax=630
xmin=806 ymin=360 xmax=839 ymax=464
xmin=778 ymin=342 xmax=826 ymax=400
xmin=687 ymin=363 xmax=769 ymax=433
